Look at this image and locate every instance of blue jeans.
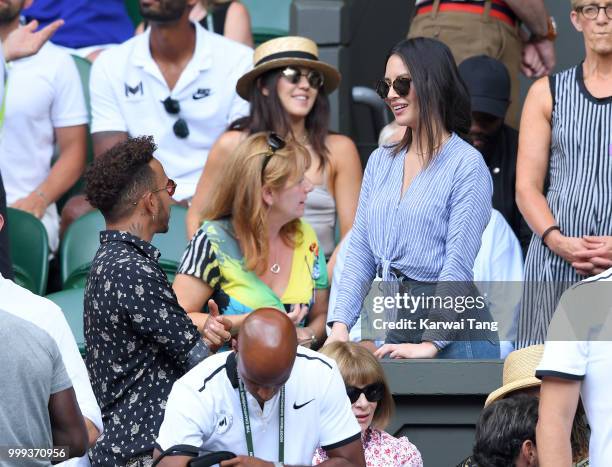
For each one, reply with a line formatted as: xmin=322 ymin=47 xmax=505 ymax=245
xmin=384 ymin=278 xmax=500 ymax=359
xmin=437 ymin=339 xmax=499 ymax=359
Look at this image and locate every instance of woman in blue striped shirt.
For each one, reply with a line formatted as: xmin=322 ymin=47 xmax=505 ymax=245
xmin=327 ymin=38 xmax=498 ymax=359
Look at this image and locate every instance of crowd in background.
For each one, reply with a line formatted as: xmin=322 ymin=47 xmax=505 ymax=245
xmin=0 ymin=0 xmax=611 ymax=466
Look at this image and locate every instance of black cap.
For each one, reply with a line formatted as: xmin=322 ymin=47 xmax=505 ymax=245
xmin=458 ymin=55 xmax=510 ymax=119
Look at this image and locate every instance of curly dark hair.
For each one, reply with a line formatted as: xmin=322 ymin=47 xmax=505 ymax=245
xmin=473 ymin=395 xmax=539 ymax=467
xmin=84 ymin=136 xmax=157 ymax=222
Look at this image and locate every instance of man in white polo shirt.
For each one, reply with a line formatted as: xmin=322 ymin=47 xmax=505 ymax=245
xmin=154 ymin=308 xmax=365 ymax=467
xmin=535 ymin=267 xmax=612 ymax=467
xmin=0 ymin=210 xmax=103 ymax=467
xmin=0 ymin=8 xmax=63 ymax=276
xmin=0 ymin=0 xmax=87 ymax=253
xmin=89 ymin=0 xmax=252 ymax=202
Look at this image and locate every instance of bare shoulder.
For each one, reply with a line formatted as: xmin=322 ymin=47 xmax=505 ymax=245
xmin=524 ymin=76 xmax=553 ymax=117
xmin=214 ymin=130 xmax=247 ymax=153
xmin=325 ymin=133 xmax=360 ymax=162
xmin=326 ymin=133 xmax=358 ymax=153
xmin=227 ymin=1 xmax=250 ymax=19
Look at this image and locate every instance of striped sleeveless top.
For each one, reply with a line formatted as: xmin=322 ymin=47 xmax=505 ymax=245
xmin=517 ymin=64 xmax=612 ymax=348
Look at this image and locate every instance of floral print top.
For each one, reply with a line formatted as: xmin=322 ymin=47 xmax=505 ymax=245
xmin=84 ymin=231 xmax=209 ymax=466
xmin=313 ymin=427 xmax=423 ymax=467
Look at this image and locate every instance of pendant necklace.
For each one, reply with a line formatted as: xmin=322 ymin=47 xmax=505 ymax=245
xmin=270 ymin=240 xmax=281 ymax=274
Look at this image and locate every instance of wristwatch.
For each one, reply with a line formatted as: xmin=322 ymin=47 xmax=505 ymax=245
xmin=530 ymin=16 xmax=557 ymax=42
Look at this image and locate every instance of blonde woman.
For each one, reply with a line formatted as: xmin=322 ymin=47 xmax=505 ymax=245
xmin=189 ymin=0 xmax=253 ymax=47
xmin=314 ymin=342 xmax=423 ymax=466
xmin=173 ymin=132 xmax=329 ymax=346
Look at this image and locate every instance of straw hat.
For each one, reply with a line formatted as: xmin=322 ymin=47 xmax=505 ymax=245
xmin=236 ymin=36 xmax=341 ymax=100
xmin=485 ymin=345 xmax=545 ymax=407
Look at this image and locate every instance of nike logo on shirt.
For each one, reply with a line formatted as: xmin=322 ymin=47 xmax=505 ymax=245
xmin=293 ymin=399 xmax=315 ymax=410
xmin=193 ymin=88 xmax=211 ymax=100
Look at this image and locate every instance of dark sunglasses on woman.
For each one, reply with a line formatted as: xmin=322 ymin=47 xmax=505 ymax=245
xmin=346 ymin=382 xmax=385 ymax=404
xmin=281 ymin=66 xmax=324 ymax=89
xmin=375 ymin=76 xmax=411 ymax=99
xmin=261 ymin=132 xmax=287 ymax=180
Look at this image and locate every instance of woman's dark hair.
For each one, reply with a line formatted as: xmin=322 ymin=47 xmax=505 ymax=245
xmin=229 ymin=68 xmax=330 ymax=169
xmin=388 ymin=37 xmax=472 ymax=164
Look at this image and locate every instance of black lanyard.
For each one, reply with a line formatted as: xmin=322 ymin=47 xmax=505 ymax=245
xmin=238 ymin=379 xmax=285 ymax=462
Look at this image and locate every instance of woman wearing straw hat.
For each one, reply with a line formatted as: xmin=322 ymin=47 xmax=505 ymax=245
xmin=186 ymin=36 xmax=362 ymax=270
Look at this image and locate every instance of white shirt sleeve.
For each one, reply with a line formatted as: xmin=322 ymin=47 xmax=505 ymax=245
xmin=226 ymin=52 xmax=252 ymax=124
xmin=156 ymin=379 xmax=215 ymax=451
xmin=48 ymin=301 xmax=103 ymax=433
xmin=90 ymin=51 xmax=128 ymax=134
xmin=318 ymin=363 xmax=361 ymax=450
xmin=51 ymin=51 xmax=88 ymax=128
xmin=535 ymin=299 xmax=588 ymax=380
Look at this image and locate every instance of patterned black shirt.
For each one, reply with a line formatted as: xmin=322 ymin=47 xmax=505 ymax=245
xmin=84 ymin=231 xmax=209 ymax=466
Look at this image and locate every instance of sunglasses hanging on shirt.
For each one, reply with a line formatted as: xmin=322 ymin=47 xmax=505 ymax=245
xmin=162 ymin=96 xmax=189 ymax=139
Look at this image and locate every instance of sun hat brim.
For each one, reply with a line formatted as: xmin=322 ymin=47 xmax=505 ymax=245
xmin=484 ymin=377 xmax=541 ymax=407
xmin=236 ymin=57 xmax=341 ymax=101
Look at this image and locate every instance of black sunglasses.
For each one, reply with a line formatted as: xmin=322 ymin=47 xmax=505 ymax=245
xmin=281 ymin=66 xmax=324 ymax=89
xmin=260 ymin=132 xmax=286 ymax=180
xmin=375 ymin=76 xmax=412 ymax=99
xmin=345 ymin=382 xmax=385 ymax=404
xmin=162 ymin=96 xmax=189 ymax=139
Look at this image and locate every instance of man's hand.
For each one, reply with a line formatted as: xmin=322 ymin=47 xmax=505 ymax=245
xmin=521 ymin=42 xmax=546 ymax=78
xmin=2 ymin=19 xmax=64 ymax=62
xmin=10 ymin=192 xmax=47 ymax=218
xmin=572 ymin=236 xmax=612 ymax=276
xmin=521 ymin=39 xmax=555 ymax=79
xmin=287 ymin=303 xmax=309 ymax=325
xmin=202 ymin=299 xmax=232 ymax=352
xmin=220 ymin=455 xmax=273 ymax=467
xmin=296 ymin=326 xmax=315 ymax=348
xmin=374 ymin=342 xmax=438 ymax=359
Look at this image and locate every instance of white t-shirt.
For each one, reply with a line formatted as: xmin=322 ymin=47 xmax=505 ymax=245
xmin=90 ymin=22 xmax=252 ymax=200
xmin=536 ymin=268 xmax=612 ymax=467
xmin=156 ymin=348 xmax=361 ymax=464
xmin=0 ymin=41 xmax=88 ymax=205
xmin=0 ymin=274 xmax=103 ymax=467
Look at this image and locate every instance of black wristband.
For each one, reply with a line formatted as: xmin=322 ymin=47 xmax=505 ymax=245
xmin=541 ymin=225 xmax=561 ymax=245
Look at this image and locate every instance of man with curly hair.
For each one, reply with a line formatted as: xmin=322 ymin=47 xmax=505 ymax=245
xmin=83 ymin=136 xmax=231 ymax=467
xmin=472 ymin=395 xmax=539 ymax=467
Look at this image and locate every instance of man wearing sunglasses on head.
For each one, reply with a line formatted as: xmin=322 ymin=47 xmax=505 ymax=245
xmin=83 ymin=136 xmax=232 ymax=467
xmin=88 ymin=0 xmax=252 ymax=205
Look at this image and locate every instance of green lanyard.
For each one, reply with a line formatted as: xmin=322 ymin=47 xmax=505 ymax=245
xmin=0 ymin=62 xmax=10 ymax=131
xmin=238 ymin=379 xmax=285 ymax=462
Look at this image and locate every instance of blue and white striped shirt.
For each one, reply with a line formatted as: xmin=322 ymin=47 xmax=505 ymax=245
xmin=332 ymin=133 xmax=493 ymax=330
